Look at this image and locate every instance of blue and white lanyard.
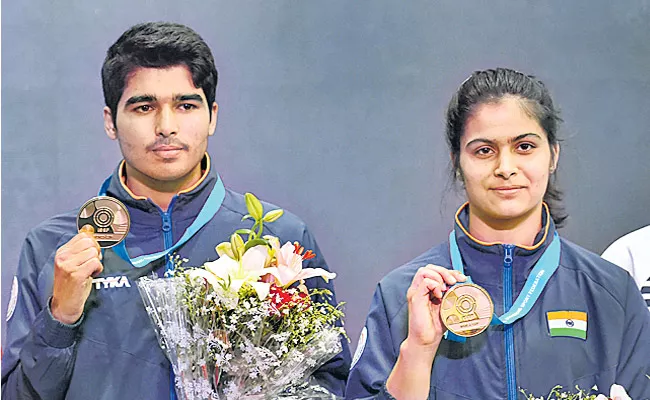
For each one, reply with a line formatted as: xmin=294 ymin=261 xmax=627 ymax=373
xmin=445 ymin=231 xmax=561 ymax=341
xmin=98 ymin=174 xmax=225 ymax=268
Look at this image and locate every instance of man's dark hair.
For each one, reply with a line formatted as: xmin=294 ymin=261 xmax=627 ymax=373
xmin=101 ymin=22 xmax=218 ymax=123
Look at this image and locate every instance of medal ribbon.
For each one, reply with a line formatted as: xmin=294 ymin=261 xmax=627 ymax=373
xmin=445 ymin=230 xmax=561 ymax=341
xmin=98 ymin=174 xmax=226 ymax=268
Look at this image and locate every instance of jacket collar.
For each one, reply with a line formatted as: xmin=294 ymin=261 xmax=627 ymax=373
xmin=453 ymin=202 xmax=556 ymax=258
xmin=105 ymin=153 xmax=218 ymax=214
xmin=451 ymin=203 xmax=558 ymax=309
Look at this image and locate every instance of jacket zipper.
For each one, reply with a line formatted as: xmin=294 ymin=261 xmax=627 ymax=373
xmin=158 ymin=197 xmax=177 ymax=400
xmin=160 ymin=197 xmax=178 ymax=275
xmin=503 ymin=244 xmax=517 ymax=400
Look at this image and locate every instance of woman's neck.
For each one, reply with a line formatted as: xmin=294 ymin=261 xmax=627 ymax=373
xmin=467 ymin=205 xmax=544 ymax=247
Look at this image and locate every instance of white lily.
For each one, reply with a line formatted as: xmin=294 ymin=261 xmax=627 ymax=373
xmin=270 ymin=241 xmax=336 ymax=287
xmin=203 ymin=245 xmax=276 ymax=300
xmin=187 ymin=267 xmax=220 ymax=289
xmin=595 ymin=384 xmax=631 ymax=400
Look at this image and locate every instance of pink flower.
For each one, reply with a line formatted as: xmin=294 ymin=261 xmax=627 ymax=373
xmin=595 ymin=384 xmax=631 ymax=400
xmin=269 ymin=241 xmax=336 ymax=288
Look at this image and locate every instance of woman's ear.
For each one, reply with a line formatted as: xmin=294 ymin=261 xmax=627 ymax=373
xmin=550 ymin=143 xmax=560 ymax=172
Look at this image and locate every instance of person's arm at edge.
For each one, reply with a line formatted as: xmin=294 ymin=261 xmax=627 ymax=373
xmin=2 ymin=232 xmax=80 ymax=400
xmin=601 ymin=237 xmax=634 ymax=276
xmin=346 ymin=284 xmax=399 ymax=400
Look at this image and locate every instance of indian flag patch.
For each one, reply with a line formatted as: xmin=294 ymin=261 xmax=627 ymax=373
xmin=547 ymin=311 xmax=587 ymax=340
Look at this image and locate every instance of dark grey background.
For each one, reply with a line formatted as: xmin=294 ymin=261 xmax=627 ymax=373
xmin=3 ymin=2 xmax=650 ymax=353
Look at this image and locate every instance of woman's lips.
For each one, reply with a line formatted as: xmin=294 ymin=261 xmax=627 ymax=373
xmin=491 ymin=186 xmax=525 ymax=195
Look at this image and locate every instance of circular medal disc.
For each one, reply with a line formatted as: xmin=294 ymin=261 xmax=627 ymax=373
xmin=440 ymin=283 xmax=494 ymax=338
xmin=77 ymin=196 xmax=130 ymax=248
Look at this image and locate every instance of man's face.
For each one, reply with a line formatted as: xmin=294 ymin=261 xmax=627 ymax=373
xmin=104 ymin=65 xmax=217 ymax=190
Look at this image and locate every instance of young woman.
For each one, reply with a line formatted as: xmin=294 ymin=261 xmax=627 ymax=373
xmin=346 ymin=68 xmax=649 ymax=400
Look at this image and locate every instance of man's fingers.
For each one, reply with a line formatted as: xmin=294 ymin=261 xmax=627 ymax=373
xmin=79 ymin=256 xmax=104 ymax=278
xmin=57 ymin=246 xmax=102 ymax=275
xmin=79 ymin=224 xmax=95 ymax=234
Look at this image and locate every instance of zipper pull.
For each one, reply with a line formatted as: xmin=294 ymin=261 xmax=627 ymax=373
xmin=161 ymin=213 xmax=172 ymax=233
xmin=503 ymin=244 xmax=514 ymax=268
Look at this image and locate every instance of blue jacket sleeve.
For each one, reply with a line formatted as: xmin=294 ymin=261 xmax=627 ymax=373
xmin=300 ymin=228 xmax=352 ymax=397
xmin=615 ymin=276 xmax=650 ymax=399
xmin=1 ymin=232 xmax=80 ymax=400
xmin=346 ymin=284 xmax=399 ymax=400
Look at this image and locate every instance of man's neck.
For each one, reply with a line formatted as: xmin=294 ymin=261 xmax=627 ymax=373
xmin=467 ymin=205 xmax=544 ymax=247
xmin=123 ymin=164 xmax=202 ymax=212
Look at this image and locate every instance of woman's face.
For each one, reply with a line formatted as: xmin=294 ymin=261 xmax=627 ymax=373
xmin=458 ymin=96 xmax=559 ymax=227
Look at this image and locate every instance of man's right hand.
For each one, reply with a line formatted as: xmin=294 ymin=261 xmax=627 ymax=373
xmin=51 ymin=229 xmax=103 ymax=324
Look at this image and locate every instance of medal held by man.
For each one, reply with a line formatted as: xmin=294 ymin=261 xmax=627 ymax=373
xmin=77 ymin=196 xmax=130 ymax=248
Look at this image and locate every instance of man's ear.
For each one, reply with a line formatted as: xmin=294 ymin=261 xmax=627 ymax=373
xmin=104 ymin=107 xmax=118 ymax=140
xmin=208 ymin=102 xmax=218 ymax=136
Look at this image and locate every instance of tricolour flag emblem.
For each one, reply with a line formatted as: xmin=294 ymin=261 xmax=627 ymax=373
xmin=547 ymin=310 xmax=587 ymax=340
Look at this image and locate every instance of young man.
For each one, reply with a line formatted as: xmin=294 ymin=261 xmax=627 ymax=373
xmin=1 ymin=22 xmax=350 ymax=399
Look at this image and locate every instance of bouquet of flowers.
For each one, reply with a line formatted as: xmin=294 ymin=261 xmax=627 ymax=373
xmin=520 ymin=384 xmax=632 ymax=400
xmin=136 ymin=193 xmax=346 ymax=400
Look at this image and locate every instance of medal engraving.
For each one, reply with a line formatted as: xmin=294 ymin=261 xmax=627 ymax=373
xmin=77 ymin=196 xmax=130 ymax=248
xmin=441 ymin=283 xmax=494 ymax=337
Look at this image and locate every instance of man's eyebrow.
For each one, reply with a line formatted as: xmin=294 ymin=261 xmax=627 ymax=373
xmin=124 ymin=95 xmax=156 ymax=106
xmin=175 ymin=94 xmax=204 ymax=103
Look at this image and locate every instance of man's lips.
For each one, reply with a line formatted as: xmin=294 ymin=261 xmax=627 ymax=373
xmin=151 ymin=145 xmax=184 ymax=152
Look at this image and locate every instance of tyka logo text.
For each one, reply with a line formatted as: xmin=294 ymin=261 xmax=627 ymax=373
xmin=92 ymin=276 xmax=131 ymax=289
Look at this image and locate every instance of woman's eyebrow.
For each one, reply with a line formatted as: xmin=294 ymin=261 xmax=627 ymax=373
xmin=465 ymin=133 xmax=542 ymax=148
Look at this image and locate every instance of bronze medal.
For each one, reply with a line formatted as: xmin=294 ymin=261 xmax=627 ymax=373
xmin=440 ymin=283 xmax=494 ymax=337
xmin=77 ymin=196 xmax=130 ymax=248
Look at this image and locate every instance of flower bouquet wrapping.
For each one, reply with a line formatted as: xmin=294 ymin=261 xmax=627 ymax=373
xmin=521 ymin=384 xmax=632 ymax=400
xmin=136 ymin=193 xmax=346 ymax=400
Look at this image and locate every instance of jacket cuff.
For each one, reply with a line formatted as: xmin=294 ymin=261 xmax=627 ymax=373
xmin=34 ymin=297 xmax=83 ymax=349
xmin=380 ymin=382 xmax=398 ymax=400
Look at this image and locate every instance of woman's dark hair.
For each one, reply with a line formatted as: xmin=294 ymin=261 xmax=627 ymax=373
xmin=445 ymin=68 xmax=567 ymax=227
xmin=101 ymin=22 xmax=218 ymax=124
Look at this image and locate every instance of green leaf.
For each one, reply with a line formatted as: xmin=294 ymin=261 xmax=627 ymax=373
xmin=234 ymin=229 xmax=252 ymax=235
xmin=262 ymin=209 xmax=284 ymax=223
xmin=244 ymin=238 xmax=268 ymax=251
xmin=244 ymin=193 xmax=264 ymax=221
xmin=241 ymin=214 xmax=253 ymax=221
